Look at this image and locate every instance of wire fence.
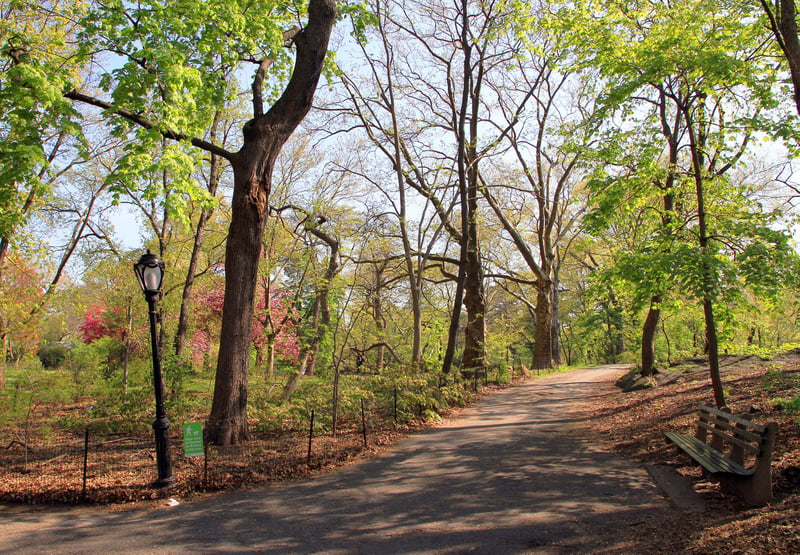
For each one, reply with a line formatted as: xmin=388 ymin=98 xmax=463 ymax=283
xmin=0 ymin=404 xmax=394 ymax=505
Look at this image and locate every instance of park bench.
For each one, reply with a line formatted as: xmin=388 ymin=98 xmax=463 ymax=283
xmin=664 ymin=404 xmax=779 ymax=506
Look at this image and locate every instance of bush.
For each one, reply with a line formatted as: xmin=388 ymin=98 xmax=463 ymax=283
xmin=65 ymin=337 xmax=127 ymax=383
xmin=86 ymin=384 xmax=153 ymax=434
xmin=37 ymin=343 xmax=72 ymax=369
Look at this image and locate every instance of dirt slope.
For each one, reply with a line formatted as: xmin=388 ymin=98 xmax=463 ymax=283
xmin=572 ymin=353 xmax=800 ymax=553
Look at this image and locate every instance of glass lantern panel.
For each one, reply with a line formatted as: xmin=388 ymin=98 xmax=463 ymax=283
xmin=143 ymin=266 xmax=162 ymax=291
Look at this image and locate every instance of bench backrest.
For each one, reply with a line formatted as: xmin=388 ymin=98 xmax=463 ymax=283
xmin=695 ymin=405 xmax=774 ymax=467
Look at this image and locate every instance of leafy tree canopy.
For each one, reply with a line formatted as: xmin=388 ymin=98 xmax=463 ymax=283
xmin=0 ymin=1 xmax=87 ymax=239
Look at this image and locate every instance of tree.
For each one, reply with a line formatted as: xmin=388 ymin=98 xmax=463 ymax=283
xmin=173 ymin=109 xmax=235 ymax=360
xmin=56 ymin=0 xmax=339 ymax=444
xmin=553 ymin=0 xmax=796 ymax=403
xmin=759 ymin=0 xmax=800 ymax=114
xmin=479 ymin=42 xmax=599 ymax=369
xmin=79 ymin=302 xmax=125 ymax=344
xmin=191 ymin=277 xmax=300 ymax=374
xmin=0 ymin=252 xmax=44 ymax=384
xmin=0 ymin=2 xmax=129 ymax=363
xmin=272 ymin=206 xmax=342 ymax=400
xmin=252 ymin=283 xmax=301 ymax=378
xmin=332 ymin=3 xmax=430 ymax=370
xmin=347 ymin=218 xmax=414 ymax=371
xmin=335 ymin=0 xmax=542 ymax=376
xmin=0 ymin=0 xmax=85 ymax=275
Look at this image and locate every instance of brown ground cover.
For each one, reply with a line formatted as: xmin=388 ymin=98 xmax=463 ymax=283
xmin=0 ymin=418 xmax=416 ymax=506
xmin=571 ymin=353 xmax=800 ymax=553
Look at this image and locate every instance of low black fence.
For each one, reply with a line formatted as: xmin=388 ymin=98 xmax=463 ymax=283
xmin=0 ymin=408 xmax=383 ymax=505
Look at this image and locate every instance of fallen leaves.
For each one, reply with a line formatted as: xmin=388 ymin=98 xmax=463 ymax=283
xmin=574 ymin=354 xmax=800 ymax=553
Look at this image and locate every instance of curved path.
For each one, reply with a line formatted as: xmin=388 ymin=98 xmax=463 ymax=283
xmin=0 ymin=365 xmax=675 ymax=553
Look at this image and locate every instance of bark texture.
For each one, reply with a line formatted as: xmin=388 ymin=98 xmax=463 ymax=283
xmin=641 ymin=295 xmax=661 ymax=377
xmin=762 ymin=0 xmax=800 ymax=114
xmin=532 ymin=282 xmax=553 ymax=370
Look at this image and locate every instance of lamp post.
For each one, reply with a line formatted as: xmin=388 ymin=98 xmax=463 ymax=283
xmin=133 ymin=250 xmax=176 ymax=489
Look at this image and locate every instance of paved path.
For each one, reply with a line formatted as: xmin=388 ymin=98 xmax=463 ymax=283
xmin=0 ymin=366 xmax=675 ymax=553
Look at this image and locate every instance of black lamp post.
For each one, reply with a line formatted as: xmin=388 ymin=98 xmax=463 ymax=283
xmin=133 ymin=250 xmax=176 ymax=489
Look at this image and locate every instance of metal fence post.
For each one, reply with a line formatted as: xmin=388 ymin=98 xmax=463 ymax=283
xmin=360 ymin=399 xmax=368 ymax=448
xmin=307 ymin=409 xmax=315 ymax=467
xmin=82 ymin=427 xmax=89 ymax=499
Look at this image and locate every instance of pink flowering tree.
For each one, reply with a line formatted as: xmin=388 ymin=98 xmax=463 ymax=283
xmin=192 ymin=278 xmax=299 ymax=375
xmin=79 ymin=302 xmax=125 ymax=344
xmin=191 ymin=285 xmax=225 ymax=369
xmin=76 ymin=301 xmax=135 ymax=383
xmin=252 ymin=284 xmax=300 ymax=378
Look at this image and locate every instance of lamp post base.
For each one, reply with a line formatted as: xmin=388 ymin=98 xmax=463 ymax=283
xmin=152 ymin=475 xmax=177 ymax=489
xmin=152 ymin=416 xmax=175 ymax=489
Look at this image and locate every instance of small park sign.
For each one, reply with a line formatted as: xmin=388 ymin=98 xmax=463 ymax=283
xmin=182 ymin=423 xmax=204 ymax=457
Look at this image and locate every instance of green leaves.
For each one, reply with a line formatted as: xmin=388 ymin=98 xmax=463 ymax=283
xmin=547 ymin=0 xmax=779 ymax=117
xmin=110 ymin=128 xmax=215 ymax=222
xmin=338 ymin=1 xmax=378 ymax=44
xmin=563 ymin=0 xmax=799 ymax=343
xmin=0 ymin=1 xmax=87 ymax=239
xmin=70 ymin=0 xmax=318 ymax=223
xmin=78 ymin=0 xmax=308 ymax=124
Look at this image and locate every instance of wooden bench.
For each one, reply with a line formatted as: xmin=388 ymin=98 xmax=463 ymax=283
xmin=664 ymin=404 xmax=779 ymax=506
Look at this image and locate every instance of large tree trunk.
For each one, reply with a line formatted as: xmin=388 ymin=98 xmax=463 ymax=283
xmin=761 ymin=0 xmax=800 ymax=114
xmin=550 ymin=275 xmax=561 ymax=366
xmin=641 ymin=295 xmax=661 ymax=377
xmin=442 ymin=0 xmax=473 ymax=376
xmin=533 ymin=282 xmax=553 ymax=370
xmin=462 ymin=282 xmax=486 ymax=371
xmin=205 ymin=0 xmax=337 ymax=445
xmin=778 ymin=0 xmax=800 ymax=115
xmin=461 ymin=4 xmax=487 ymax=374
xmin=207 ymin=161 xmax=269 ymax=445
xmin=461 ymin=216 xmax=486 ymax=371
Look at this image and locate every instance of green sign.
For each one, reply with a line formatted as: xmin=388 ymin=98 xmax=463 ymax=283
xmin=182 ymin=423 xmax=204 ymax=457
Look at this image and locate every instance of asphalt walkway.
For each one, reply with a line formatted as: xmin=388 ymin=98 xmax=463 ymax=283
xmin=0 ymin=365 xmax=677 ymax=553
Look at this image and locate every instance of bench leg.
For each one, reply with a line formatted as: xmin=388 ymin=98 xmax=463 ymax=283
xmin=719 ymin=474 xmax=771 ymax=507
xmin=720 ymin=421 xmax=778 ymax=507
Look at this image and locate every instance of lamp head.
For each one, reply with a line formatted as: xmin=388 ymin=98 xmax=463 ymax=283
xmin=134 ymin=250 xmax=165 ymax=296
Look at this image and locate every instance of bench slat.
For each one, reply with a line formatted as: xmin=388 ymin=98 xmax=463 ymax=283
xmin=665 ymin=431 xmax=752 ymax=476
xmin=698 ymin=414 xmax=763 ymax=444
xmin=699 ymin=405 xmax=766 ymax=433
xmin=696 ymin=421 xmax=761 ymax=453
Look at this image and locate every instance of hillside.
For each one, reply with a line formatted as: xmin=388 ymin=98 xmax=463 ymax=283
xmin=573 ymin=353 xmax=800 ymax=553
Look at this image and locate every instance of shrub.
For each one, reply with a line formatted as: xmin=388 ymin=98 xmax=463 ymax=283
xmin=37 ymin=343 xmax=72 ymax=369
